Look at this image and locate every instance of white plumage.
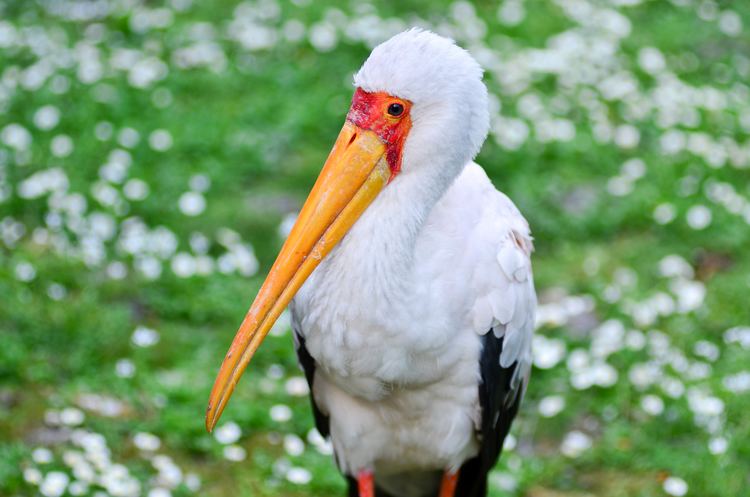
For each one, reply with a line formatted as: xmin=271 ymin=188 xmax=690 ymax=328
xmin=205 ymin=28 xmax=536 ymax=497
xmin=289 ymin=29 xmax=536 ymax=496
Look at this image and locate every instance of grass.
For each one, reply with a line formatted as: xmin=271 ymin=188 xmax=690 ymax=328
xmin=1 ymin=0 xmax=749 ymax=496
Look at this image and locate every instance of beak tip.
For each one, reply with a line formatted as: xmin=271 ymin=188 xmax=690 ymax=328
xmin=205 ymin=404 xmax=217 ymax=433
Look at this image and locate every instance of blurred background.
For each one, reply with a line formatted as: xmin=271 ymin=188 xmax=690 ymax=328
xmin=1 ymin=0 xmax=749 ymax=496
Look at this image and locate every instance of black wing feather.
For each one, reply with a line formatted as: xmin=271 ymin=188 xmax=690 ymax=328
xmin=293 ymin=329 xmax=330 ymax=438
xmin=454 ymin=332 xmax=524 ymax=497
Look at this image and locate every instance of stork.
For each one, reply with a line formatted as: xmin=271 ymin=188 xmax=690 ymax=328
xmin=205 ymin=29 xmax=536 ymax=497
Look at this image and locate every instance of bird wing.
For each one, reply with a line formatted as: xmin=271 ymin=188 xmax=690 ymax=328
xmin=453 ymin=167 xmax=536 ymax=496
xmin=468 ymin=188 xmax=535 ymax=398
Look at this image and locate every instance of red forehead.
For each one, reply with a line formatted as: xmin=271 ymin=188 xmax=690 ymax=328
xmin=346 ymin=88 xmax=412 ymax=177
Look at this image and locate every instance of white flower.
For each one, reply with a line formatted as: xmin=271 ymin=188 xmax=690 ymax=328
xmin=653 ymin=203 xmax=677 ymax=224
xmin=621 ymin=158 xmax=646 ymax=180
xmin=267 ymin=364 xmax=284 ymax=380
xmin=282 ymin=20 xmax=306 ymax=42
xmin=117 ymin=128 xmax=140 ymax=148
xmin=489 ymin=471 xmax=518 ymax=492
xmin=32 ymin=447 xmax=54 ymax=464
xmin=128 ymin=57 xmax=168 ymax=88
xmin=659 ymin=255 xmax=694 ymax=279
xmin=178 ymin=191 xmax=206 ymax=216
xmin=153 ymin=454 xmax=182 ymax=487
xmin=18 ymin=168 xmax=69 ymax=199
xmin=670 ymin=280 xmax=705 ymax=313
xmin=614 ymin=124 xmax=640 ymax=148
xmin=99 ymin=149 xmax=132 ymax=183
xmin=660 ymin=130 xmax=686 ymax=154
xmin=136 ymin=256 xmax=162 ymax=280
xmin=718 ymin=10 xmax=742 ymax=37
xmin=278 ymin=212 xmax=298 ymax=239
xmin=1 ymin=123 xmax=32 ymax=150
xmin=591 ymin=362 xmax=618 ymax=387
xmin=560 ymin=431 xmax=591 ymax=458
xmin=663 ymin=476 xmax=688 ymax=496
xmin=188 ymin=174 xmax=210 ymax=192
xmin=152 ymin=88 xmax=173 ymax=108
xmin=133 ymin=432 xmax=161 ymax=451
xmin=494 ymin=118 xmax=529 ymax=150
xmin=309 ymin=22 xmax=337 ymax=52
xmin=131 ymin=326 xmax=159 ymax=347
xmin=687 ymin=389 xmax=724 ymax=418
xmin=148 ymin=129 xmax=173 ymax=151
xmin=538 ymin=395 xmax=565 ymax=417
xmin=40 ymin=471 xmax=69 ymax=497
xmin=214 ymin=422 xmax=242 ymax=445
xmin=76 ymin=394 xmax=126 ymax=417
xmin=184 ymin=473 xmax=201 ymax=491
xmin=269 ymin=404 xmax=293 ymax=422
xmin=498 ymin=0 xmax=525 ymax=26
xmin=107 ymin=262 xmax=128 ymax=280
xmin=171 ymin=252 xmax=196 ymax=278
xmin=285 ymin=377 xmax=310 ymax=396
xmin=629 ymin=362 xmax=660 ymax=390
xmin=283 ymin=434 xmax=305 ymax=456
xmin=47 ymin=283 xmax=68 ymax=301
xmin=502 ymin=433 xmax=516 ymax=451
xmin=115 ymin=359 xmax=136 ymax=378
xmin=640 ymin=394 xmax=664 ymax=416
xmin=60 ymin=407 xmax=85 ymax=426
xmin=638 ymin=47 xmax=666 ymax=74
xmin=625 ymin=329 xmax=646 ymax=350
xmin=14 ymin=261 xmax=36 ymax=282
xmin=607 ymin=176 xmax=632 ymax=196
xmin=123 ymin=179 xmax=150 ymax=201
xmin=23 ymin=467 xmax=42 ymax=485
xmin=50 ymin=135 xmax=74 ymax=157
xmin=34 ymin=105 xmax=61 ymax=130
xmin=723 ymin=372 xmax=750 ymax=393
xmin=222 ymin=445 xmax=246 ymax=462
xmin=69 ymin=462 xmax=99 ymax=484
xmin=95 ymin=121 xmax=113 ymax=141
xmin=532 ymin=335 xmax=566 ymax=369
xmin=68 ymin=481 xmax=89 ymax=496
xmin=724 ymin=327 xmax=750 ymax=349
xmin=286 ymin=467 xmax=312 ymax=484
xmin=708 ymin=436 xmax=728 ymax=455
xmin=693 ymin=341 xmax=720 ymax=362
xmin=686 ymin=205 xmax=712 ymax=230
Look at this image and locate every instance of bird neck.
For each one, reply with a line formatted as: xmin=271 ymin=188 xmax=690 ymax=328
xmin=329 ymin=159 xmax=462 ymax=301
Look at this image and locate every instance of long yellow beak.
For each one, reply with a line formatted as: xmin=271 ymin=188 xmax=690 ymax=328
xmin=205 ymin=121 xmax=391 ymax=431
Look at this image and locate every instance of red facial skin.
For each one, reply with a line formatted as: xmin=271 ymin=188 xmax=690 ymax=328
xmin=346 ymin=88 xmax=412 ymax=178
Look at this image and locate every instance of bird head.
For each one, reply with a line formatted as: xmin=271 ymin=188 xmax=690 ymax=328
xmin=205 ymin=29 xmax=489 ymax=431
xmin=354 ymin=28 xmax=490 ymax=180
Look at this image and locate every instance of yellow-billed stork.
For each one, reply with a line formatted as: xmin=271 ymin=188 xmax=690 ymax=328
xmin=205 ymin=29 xmax=536 ymax=497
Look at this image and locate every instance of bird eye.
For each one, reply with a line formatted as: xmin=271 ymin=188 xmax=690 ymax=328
xmin=387 ymin=102 xmax=404 ymax=117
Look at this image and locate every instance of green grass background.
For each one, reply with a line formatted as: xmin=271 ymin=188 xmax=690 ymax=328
xmin=1 ymin=0 xmax=749 ymax=496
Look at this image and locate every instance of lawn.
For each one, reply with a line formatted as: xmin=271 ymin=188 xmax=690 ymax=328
xmin=1 ymin=0 xmax=749 ymax=496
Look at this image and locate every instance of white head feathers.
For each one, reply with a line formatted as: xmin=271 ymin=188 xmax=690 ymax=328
xmin=354 ymin=29 xmax=490 ymax=174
